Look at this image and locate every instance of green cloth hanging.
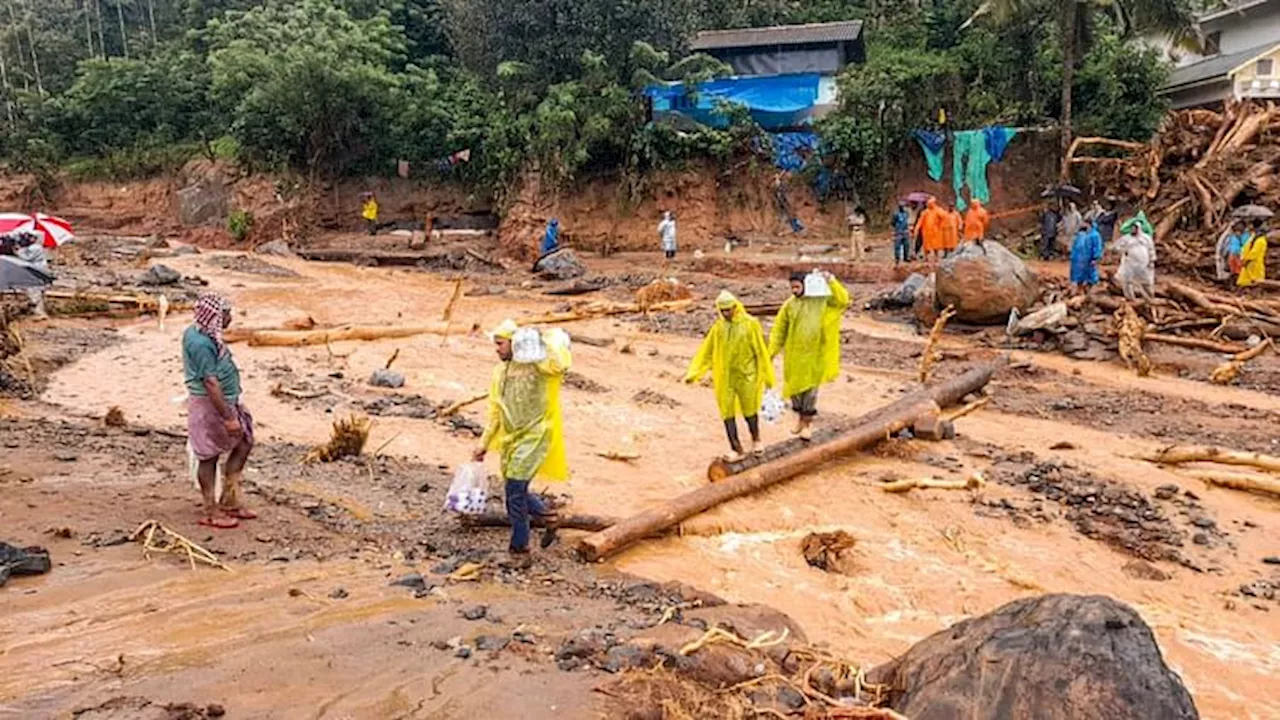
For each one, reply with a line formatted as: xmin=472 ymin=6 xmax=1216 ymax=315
xmin=913 ymin=130 xmax=946 ymax=182
xmin=951 ymin=130 xmax=992 ymax=211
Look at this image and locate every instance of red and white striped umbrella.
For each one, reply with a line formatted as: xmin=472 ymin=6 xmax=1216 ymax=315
xmin=0 ymin=212 xmax=75 ymax=248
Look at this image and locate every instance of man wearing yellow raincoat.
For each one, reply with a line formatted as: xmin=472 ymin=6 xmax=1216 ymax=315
xmin=769 ymin=270 xmax=850 ymax=440
xmin=474 ymin=320 xmax=570 ymax=563
xmin=685 ymin=291 xmax=775 ymax=461
xmin=1237 ymin=221 xmax=1269 ymax=288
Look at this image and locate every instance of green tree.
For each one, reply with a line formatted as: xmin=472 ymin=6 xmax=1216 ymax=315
xmin=963 ymin=0 xmax=1193 ymax=174
xmin=205 ymin=0 xmax=404 ymax=175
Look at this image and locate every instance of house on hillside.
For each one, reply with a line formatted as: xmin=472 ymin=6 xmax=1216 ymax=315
xmin=645 ymin=20 xmax=865 ymax=131
xmin=1153 ymin=0 xmax=1280 ymax=108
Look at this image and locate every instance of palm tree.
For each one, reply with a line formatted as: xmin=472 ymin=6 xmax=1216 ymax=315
xmin=964 ymin=0 xmax=1196 ymax=177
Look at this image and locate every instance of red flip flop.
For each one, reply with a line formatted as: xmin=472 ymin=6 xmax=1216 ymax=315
xmin=198 ymin=516 xmax=240 ymax=529
xmin=224 ymin=507 xmax=257 ymax=520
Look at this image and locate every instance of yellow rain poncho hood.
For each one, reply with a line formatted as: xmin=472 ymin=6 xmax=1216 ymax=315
xmin=481 ymin=328 xmax=571 ymax=482
xmin=685 ymin=292 xmax=775 ymax=419
xmin=768 ymin=275 xmax=851 ymax=398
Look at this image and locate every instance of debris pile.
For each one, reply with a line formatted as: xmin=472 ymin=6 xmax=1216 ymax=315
xmin=1071 ymin=103 xmax=1280 ymax=277
xmin=305 ymin=414 xmax=372 ymax=462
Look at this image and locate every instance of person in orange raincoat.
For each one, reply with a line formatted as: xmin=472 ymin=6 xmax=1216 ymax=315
xmin=942 ymin=203 xmax=962 ymax=255
xmin=963 ymin=199 xmax=990 ymax=247
xmin=914 ymin=198 xmax=945 ymax=261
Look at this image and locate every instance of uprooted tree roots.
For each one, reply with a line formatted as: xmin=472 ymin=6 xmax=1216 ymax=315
xmin=305 ymin=414 xmax=372 ymax=462
xmin=1071 ymin=101 xmax=1280 ymax=278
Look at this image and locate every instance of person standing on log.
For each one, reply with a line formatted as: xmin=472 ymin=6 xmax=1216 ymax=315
xmin=474 ymin=321 xmax=570 ymax=566
xmin=768 ymin=271 xmax=850 ymax=441
xmin=1237 ymin=220 xmax=1269 ymax=288
xmin=184 ymin=293 xmax=256 ymax=529
xmin=685 ymin=291 xmax=775 ymax=461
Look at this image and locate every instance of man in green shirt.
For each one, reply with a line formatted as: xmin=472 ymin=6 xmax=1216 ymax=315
xmin=183 ymin=293 xmax=256 ymax=529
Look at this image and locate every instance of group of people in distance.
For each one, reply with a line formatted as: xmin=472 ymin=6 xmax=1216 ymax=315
xmin=887 ymin=197 xmax=991 ymax=264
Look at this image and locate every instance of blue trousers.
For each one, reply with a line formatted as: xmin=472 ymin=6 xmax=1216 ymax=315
xmin=505 ymin=479 xmax=548 ymax=552
xmin=893 ymin=233 xmax=911 ymax=262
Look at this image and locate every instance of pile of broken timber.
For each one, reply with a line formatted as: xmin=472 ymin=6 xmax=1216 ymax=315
xmin=1054 ymin=280 xmax=1280 ymax=355
xmin=577 ymin=362 xmax=999 ymax=561
xmin=1148 ymin=444 xmax=1280 ymax=498
xmin=1069 ymin=102 xmax=1280 ymax=277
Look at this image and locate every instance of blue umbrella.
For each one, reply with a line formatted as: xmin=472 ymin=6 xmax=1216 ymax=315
xmin=0 ymin=255 xmax=53 ymax=291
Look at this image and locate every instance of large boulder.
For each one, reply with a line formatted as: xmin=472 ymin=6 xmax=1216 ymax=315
xmin=868 ymin=594 xmax=1199 ymax=720
xmin=935 ymin=242 xmax=1040 ymax=324
xmin=175 ymin=179 xmax=229 ymax=227
xmin=533 ymin=248 xmax=587 ymax=280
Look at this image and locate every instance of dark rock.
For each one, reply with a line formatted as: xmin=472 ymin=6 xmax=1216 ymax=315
xmin=139 ymin=264 xmax=182 ymax=286
xmin=0 ymin=542 xmax=52 ymax=585
xmin=255 ymin=239 xmax=296 ymax=257
xmin=1154 ymin=484 xmax=1179 ymax=500
xmin=369 ymin=369 xmax=405 ymax=389
xmin=328 ymin=587 xmax=349 ymax=600
xmin=1122 ymin=560 xmax=1171 ymax=582
xmin=461 ymin=605 xmax=488 ymax=621
xmin=882 ymin=273 xmax=927 ymax=308
xmin=176 ymin=176 xmax=229 ymax=226
xmin=454 ymin=646 xmax=472 ymax=659
xmin=867 ymin=594 xmax=1199 ymax=720
xmin=54 ymin=451 xmax=78 ymax=462
xmin=206 ymin=704 xmax=226 ymax=718
xmin=475 ymin=635 xmax=510 ymax=652
xmin=1190 ymin=516 xmax=1216 ymax=530
xmin=1263 ymin=556 xmax=1280 ymax=565
xmin=1192 ymin=533 xmax=1210 ymax=546
xmin=389 ymin=573 xmax=427 ymax=591
xmin=602 ymin=644 xmax=653 ymax=673
xmin=534 ymin=249 xmax=587 ymax=280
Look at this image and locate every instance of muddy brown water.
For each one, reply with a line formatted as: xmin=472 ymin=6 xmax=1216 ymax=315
xmin=6 ymin=251 xmax=1280 ymax=718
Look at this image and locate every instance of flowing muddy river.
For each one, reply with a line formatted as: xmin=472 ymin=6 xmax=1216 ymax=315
xmin=10 ymin=252 xmax=1280 ymax=718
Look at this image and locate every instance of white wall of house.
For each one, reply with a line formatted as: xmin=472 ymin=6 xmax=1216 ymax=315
xmin=1145 ymin=0 xmax=1280 ymax=67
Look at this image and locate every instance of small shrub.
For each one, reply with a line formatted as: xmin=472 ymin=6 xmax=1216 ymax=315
xmin=227 ymin=210 xmax=255 ymax=242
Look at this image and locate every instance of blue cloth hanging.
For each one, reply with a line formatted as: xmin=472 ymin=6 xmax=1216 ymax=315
xmin=912 ymin=130 xmax=946 ymax=182
xmin=983 ymin=126 xmax=1018 ymax=162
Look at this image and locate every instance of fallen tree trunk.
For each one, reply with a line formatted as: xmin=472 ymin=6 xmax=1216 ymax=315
xmin=1144 ymin=334 xmax=1246 ymax=354
xmin=578 ymin=363 xmax=1001 ymax=561
xmin=460 ymin=512 xmax=621 ymax=532
xmin=242 ymin=322 xmax=461 ymax=347
xmin=880 ymin=474 xmax=985 ymax=493
xmin=1183 ymin=470 xmax=1280 ymax=498
xmin=1152 ymin=444 xmax=1280 ymax=473
xmin=518 ymin=299 xmax=692 ymax=325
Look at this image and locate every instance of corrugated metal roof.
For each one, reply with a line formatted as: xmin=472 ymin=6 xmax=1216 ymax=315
xmin=690 ymin=21 xmax=863 ymax=51
xmin=1164 ymin=40 xmax=1278 ymax=89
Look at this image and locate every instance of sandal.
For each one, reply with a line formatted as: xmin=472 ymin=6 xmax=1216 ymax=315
xmin=223 ymin=507 xmax=258 ymax=520
xmin=198 ymin=516 xmax=240 ymax=529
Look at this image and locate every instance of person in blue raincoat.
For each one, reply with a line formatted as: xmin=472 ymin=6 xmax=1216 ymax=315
xmin=540 ymin=218 xmax=561 ymax=256
xmin=1069 ymin=218 xmax=1103 ymax=290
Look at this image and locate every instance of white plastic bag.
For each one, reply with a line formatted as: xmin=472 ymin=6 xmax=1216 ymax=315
xmin=761 ymin=388 xmax=786 ymax=424
xmin=187 ymin=441 xmax=225 ymax=503
xmin=444 ymin=462 xmax=489 ymax=515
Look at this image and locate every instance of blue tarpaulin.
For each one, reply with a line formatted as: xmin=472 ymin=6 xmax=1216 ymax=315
xmin=645 ymin=74 xmax=821 ymax=130
xmin=772 ymin=131 xmax=819 ymax=171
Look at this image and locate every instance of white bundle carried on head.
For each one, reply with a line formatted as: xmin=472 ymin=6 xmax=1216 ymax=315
xmin=804 ymin=271 xmax=832 ymax=297
xmin=511 ymin=326 xmax=547 ymax=364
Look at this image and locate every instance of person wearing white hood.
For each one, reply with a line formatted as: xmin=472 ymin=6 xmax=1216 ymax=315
xmin=658 ymin=210 xmax=677 ymax=260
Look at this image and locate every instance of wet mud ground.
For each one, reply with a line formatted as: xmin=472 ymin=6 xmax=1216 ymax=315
xmin=2 ymin=239 xmax=1279 ymax=718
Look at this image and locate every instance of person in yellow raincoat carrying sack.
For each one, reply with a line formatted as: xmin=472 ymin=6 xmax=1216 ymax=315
xmin=685 ymin=291 xmax=776 ymax=461
xmin=768 ymin=270 xmax=850 ymax=440
xmin=474 ymin=320 xmax=570 ymax=565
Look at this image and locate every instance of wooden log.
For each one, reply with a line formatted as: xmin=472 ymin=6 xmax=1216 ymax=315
xmin=297 ymin=248 xmax=442 ymax=266
xmin=579 ymin=363 xmax=1001 ymax=561
xmin=1152 ymin=444 xmax=1280 ymax=474
xmin=880 ymin=474 xmax=985 ymax=493
xmin=439 ymin=392 xmax=487 ymax=417
xmin=1184 ymin=470 xmax=1280 ymax=498
xmin=1144 ymin=334 xmax=1246 ymax=354
xmin=568 ymin=332 xmax=613 ymax=348
xmin=243 ymin=322 xmax=459 ymax=347
xmin=518 ymin=299 xmax=692 ymax=326
xmin=460 ymin=512 xmax=620 ymax=532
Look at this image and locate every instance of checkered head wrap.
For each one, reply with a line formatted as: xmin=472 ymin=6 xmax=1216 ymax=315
xmin=194 ymin=293 xmax=229 ymax=356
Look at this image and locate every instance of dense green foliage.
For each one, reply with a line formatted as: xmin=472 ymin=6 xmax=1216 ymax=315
xmin=0 ymin=0 xmax=1177 ymax=201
